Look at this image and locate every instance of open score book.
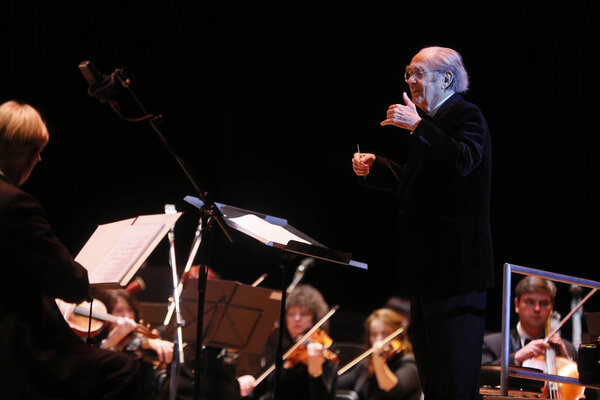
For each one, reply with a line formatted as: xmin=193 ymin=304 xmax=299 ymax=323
xmin=75 ymin=212 xmax=182 ymax=289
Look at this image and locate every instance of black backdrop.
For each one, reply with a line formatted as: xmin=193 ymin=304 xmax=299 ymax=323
xmin=2 ymin=2 xmax=597 ymax=341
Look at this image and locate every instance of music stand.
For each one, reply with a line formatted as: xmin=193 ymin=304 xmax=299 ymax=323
xmin=184 ymin=195 xmax=367 ymax=399
xmin=165 ymin=278 xmax=281 ymax=353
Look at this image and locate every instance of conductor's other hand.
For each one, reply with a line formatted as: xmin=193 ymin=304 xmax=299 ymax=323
xmin=380 ymin=92 xmax=421 ymax=131
xmin=238 ymin=375 xmax=256 ymax=397
xmin=353 ymin=152 xmax=375 ymax=176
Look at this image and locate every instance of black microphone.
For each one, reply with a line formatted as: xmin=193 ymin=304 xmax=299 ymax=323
xmin=78 ymin=60 xmax=116 ymax=104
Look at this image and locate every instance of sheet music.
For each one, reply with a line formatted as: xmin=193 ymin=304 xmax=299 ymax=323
xmin=229 ymin=214 xmax=310 ymax=245
xmin=76 ymin=212 xmax=182 ymax=287
xmin=87 ymin=223 xmax=164 ymax=284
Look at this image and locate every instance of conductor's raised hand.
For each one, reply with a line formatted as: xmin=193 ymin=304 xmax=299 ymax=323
xmin=352 ymin=152 xmax=375 ymax=176
xmin=380 ymin=92 xmax=421 ymax=131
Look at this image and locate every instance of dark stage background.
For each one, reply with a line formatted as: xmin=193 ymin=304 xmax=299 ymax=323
xmin=2 ymin=2 xmax=597 ymax=343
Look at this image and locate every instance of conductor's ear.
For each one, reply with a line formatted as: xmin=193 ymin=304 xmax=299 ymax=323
xmin=443 ymin=71 xmax=453 ymax=89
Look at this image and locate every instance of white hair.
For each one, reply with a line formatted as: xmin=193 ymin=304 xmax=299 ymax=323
xmin=418 ymin=46 xmax=470 ymax=93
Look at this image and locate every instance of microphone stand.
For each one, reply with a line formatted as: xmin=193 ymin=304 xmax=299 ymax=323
xmin=82 ymin=63 xmax=234 ymax=400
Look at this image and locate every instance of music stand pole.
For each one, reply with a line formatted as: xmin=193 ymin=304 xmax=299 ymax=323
xmin=193 ymin=209 xmax=216 ymax=400
xmin=165 ymin=205 xmax=185 ymax=400
xmin=273 ymin=254 xmax=293 ymax=400
xmin=163 ymin=216 xmax=203 ymax=326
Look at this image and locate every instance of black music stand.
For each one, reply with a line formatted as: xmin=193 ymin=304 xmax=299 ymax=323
xmin=184 ymin=195 xmax=367 ymax=400
xmin=166 ymin=278 xmax=281 ymax=352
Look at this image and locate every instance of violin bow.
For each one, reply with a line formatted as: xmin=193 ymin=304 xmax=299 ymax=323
xmin=254 ymin=305 xmax=339 ymax=387
xmin=337 ymin=326 xmax=405 ymax=376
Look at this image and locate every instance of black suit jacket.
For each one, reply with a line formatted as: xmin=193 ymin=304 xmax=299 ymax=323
xmin=0 ymin=175 xmax=93 ymax=396
xmin=365 ymin=93 xmax=494 ymax=296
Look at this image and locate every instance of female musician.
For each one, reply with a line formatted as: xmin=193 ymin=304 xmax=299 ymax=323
xmin=237 ymin=284 xmax=337 ymax=400
xmin=96 ymin=289 xmax=174 ymax=399
xmin=337 ymin=308 xmax=421 ymax=400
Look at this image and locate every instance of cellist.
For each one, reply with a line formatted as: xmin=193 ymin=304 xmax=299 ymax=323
xmin=481 ymin=276 xmax=593 ymax=399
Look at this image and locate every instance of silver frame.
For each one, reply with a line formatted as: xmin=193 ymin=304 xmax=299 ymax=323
xmin=500 ymin=263 xmax=600 ymax=395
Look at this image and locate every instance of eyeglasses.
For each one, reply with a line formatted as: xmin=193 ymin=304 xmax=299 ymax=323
xmin=405 ymin=66 xmax=426 ymax=83
xmin=404 ymin=66 xmax=440 ymax=83
xmin=286 ymin=311 xmax=312 ymax=319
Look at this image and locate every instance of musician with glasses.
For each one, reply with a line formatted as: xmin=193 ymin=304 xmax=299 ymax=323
xmin=237 ymin=284 xmax=337 ymax=400
xmin=351 ymin=46 xmax=493 ymax=400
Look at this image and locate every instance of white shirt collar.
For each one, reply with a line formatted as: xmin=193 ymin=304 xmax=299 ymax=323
xmin=516 ymin=321 xmax=536 ymax=348
xmin=428 ymin=91 xmax=455 ymax=117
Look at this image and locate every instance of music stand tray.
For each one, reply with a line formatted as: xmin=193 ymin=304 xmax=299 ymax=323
xmin=183 ymin=196 xmax=367 ymax=269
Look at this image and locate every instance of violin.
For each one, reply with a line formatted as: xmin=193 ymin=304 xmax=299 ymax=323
xmin=383 ymin=339 xmax=403 ymax=359
xmin=338 ymin=326 xmax=405 ymax=376
xmin=57 ymin=298 xmax=156 ymax=339
xmin=252 ymin=305 xmax=339 ymax=387
xmin=284 ymin=328 xmax=339 ymax=369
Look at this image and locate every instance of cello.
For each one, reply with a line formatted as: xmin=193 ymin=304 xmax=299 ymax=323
xmin=525 ymin=311 xmax=585 ymax=400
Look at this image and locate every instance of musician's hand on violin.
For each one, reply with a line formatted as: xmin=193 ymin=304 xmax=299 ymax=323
xmin=370 ymin=339 xmax=399 ymax=391
xmin=515 ymin=339 xmax=550 ymax=365
xmin=237 ymin=374 xmax=256 ymax=397
xmin=371 ymin=339 xmax=388 ymax=366
xmin=143 ymin=338 xmax=174 ymax=364
xmin=55 ymin=298 xmax=75 ymax=320
xmin=101 ymin=316 xmax=137 ymax=349
xmin=306 ymin=342 xmax=326 ymax=378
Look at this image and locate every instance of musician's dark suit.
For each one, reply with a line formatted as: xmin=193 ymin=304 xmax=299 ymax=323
xmin=481 ymin=328 xmax=577 ymax=366
xmin=364 ymin=93 xmax=494 ymax=399
xmin=0 ymin=174 xmax=141 ymax=399
xmin=481 ymin=328 xmax=600 ymax=399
